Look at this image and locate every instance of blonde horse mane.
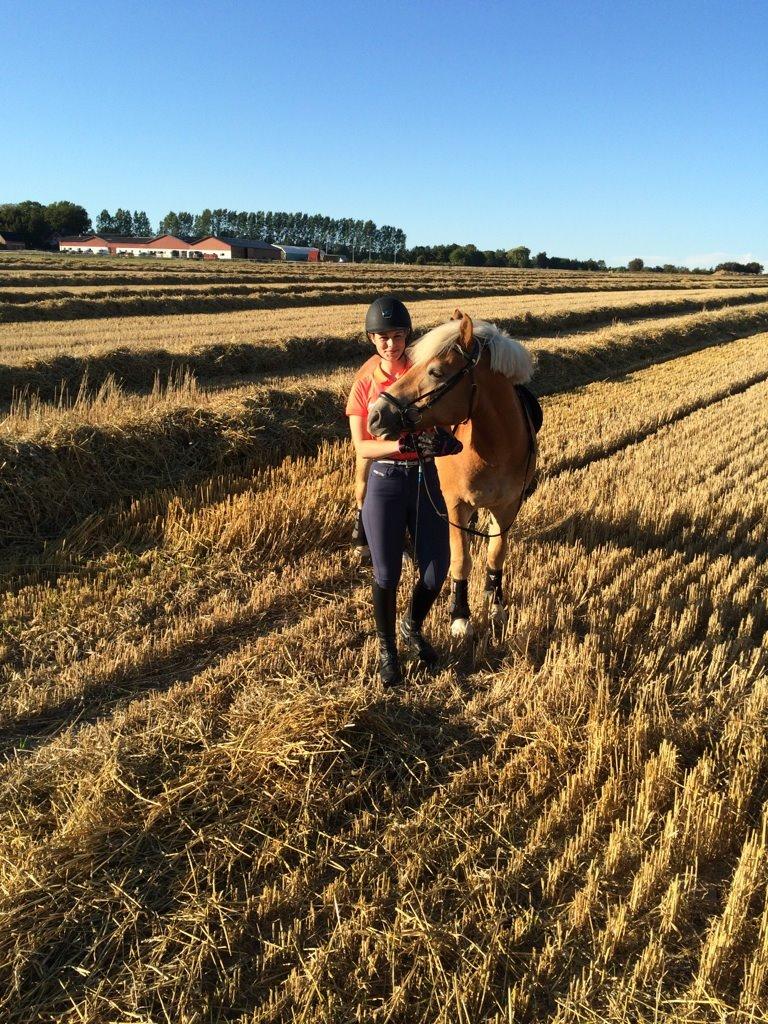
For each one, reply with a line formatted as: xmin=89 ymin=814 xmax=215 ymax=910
xmin=407 ymin=319 xmax=534 ymax=384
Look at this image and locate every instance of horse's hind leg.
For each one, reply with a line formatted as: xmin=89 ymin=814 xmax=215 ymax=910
xmin=484 ymin=509 xmax=510 ymax=627
xmin=448 ymin=502 xmax=474 ymax=638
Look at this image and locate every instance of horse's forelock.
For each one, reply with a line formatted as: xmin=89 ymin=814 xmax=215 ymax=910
xmin=406 ymin=321 xmax=462 ymax=366
xmin=408 ymin=319 xmax=533 ymax=384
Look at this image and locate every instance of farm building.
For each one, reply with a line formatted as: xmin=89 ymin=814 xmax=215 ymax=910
xmin=274 ymin=245 xmax=323 ymax=262
xmin=0 ymin=231 xmax=26 ymax=250
xmin=59 ymin=234 xmax=282 ymax=261
xmin=190 ymin=237 xmax=282 ymax=261
xmin=59 ymin=234 xmax=159 ymax=256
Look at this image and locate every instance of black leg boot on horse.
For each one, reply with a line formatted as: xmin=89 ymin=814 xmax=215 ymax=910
xmin=372 ymin=582 xmax=402 ymax=687
xmin=484 ymin=567 xmax=507 ymax=625
xmin=449 ymin=578 xmax=472 ymax=638
xmin=400 ymin=581 xmax=441 ymax=668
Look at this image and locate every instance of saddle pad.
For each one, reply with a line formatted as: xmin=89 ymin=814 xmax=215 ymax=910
xmin=515 ymin=384 xmax=543 ymax=433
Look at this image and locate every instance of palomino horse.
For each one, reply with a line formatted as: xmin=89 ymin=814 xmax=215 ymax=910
xmin=367 ymin=311 xmax=537 ymax=637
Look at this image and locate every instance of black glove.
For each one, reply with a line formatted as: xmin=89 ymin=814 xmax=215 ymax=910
xmin=399 ymin=428 xmax=463 ymax=458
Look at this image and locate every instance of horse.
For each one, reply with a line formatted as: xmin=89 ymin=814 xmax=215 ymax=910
xmin=366 ymin=310 xmax=537 ymax=638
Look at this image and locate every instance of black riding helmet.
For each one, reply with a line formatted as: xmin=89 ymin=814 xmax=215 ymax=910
xmin=365 ymin=295 xmax=412 ymax=338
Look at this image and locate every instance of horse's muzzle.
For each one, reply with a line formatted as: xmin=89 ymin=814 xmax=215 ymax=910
xmin=367 ymin=396 xmax=402 ymax=439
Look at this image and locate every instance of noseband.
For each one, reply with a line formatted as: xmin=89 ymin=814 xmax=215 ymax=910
xmin=379 ymin=338 xmax=482 ymax=430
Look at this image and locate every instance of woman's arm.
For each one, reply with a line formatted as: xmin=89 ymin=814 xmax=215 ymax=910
xmin=349 ymin=416 xmax=403 ymax=459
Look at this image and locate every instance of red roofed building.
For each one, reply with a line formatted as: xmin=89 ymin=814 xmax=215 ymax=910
xmin=190 ymin=236 xmax=282 ymax=261
xmin=59 ymin=234 xmax=282 ymax=260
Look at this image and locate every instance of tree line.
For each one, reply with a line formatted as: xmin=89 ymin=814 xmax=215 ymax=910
xmin=0 ymin=200 xmax=763 ymax=274
xmin=713 ymin=260 xmax=764 ymax=275
xmin=0 ymin=200 xmax=91 ymax=247
xmin=154 ymin=209 xmax=407 ymax=260
xmin=406 ymin=244 xmax=609 ymax=270
xmin=96 ymin=209 xmax=153 ymax=236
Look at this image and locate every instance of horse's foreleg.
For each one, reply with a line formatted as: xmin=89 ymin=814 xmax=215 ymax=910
xmin=485 ymin=510 xmax=509 ymax=626
xmin=448 ymin=502 xmax=474 ymax=638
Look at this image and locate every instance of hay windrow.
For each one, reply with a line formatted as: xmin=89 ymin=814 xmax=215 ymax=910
xmin=1 ymin=286 xmax=767 ymax=403
xmin=2 ymin=305 xmax=768 ymax=562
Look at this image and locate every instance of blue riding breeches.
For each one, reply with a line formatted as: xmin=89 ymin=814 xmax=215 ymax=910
xmin=362 ymin=459 xmax=450 ymax=591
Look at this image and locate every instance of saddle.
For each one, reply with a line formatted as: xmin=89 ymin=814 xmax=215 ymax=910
xmin=515 ymin=384 xmax=543 ymax=434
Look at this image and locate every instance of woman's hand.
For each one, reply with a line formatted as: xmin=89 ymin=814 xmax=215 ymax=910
xmin=399 ymin=428 xmax=464 ymax=457
xmin=349 ymin=416 xmax=402 ymax=459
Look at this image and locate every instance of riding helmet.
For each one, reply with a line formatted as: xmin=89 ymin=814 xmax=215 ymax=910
xmin=365 ymin=295 xmax=412 ymax=337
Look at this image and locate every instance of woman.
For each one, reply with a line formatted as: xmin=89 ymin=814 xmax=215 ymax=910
xmin=346 ymin=295 xmax=462 ymax=687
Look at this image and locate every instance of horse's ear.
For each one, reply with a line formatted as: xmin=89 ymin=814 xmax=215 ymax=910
xmin=458 ymin=313 xmax=474 ymax=351
xmin=451 ymin=308 xmax=463 ymax=321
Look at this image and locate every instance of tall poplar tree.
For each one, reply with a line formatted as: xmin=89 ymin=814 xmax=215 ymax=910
xmin=132 ymin=211 xmax=153 ymax=236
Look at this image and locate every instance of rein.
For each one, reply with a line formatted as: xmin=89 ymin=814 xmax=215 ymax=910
xmin=413 ymin=409 xmax=536 ymax=539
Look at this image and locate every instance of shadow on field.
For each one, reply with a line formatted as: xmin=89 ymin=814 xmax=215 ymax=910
xmin=0 ymin=565 xmax=337 ymax=758
xmin=3 ymin=278 xmax=725 ymax=329
xmin=0 ymin=335 xmax=369 ymax=406
xmin=536 ymin=505 xmax=767 ymax=565
xmin=528 ymin=505 xmax=768 ymax=680
xmin=5 ymin=304 xmax=768 ymax=575
xmin=532 ymin=306 xmax=768 ymax=396
xmin=0 ymin=389 xmax=350 ymax=581
xmin=547 ymin=364 xmax=768 ymax=476
xmin=5 ymin=290 xmax=766 ymax=406
xmin=0 ymin=684 xmax=498 ymax=1022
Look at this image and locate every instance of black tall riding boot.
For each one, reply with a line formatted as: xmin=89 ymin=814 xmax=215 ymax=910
xmin=372 ymin=582 xmax=402 ymax=687
xmin=400 ymin=581 xmax=440 ymax=667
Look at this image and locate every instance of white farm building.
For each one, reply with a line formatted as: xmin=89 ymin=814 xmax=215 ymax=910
xmin=58 ymin=234 xmax=283 ymax=261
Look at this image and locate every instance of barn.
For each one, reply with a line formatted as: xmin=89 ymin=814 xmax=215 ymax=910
xmin=59 ymin=234 xmax=157 ymax=256
xmin=190 ymin=237 xmax=282 ymax=261
xmin=0 ymin=231 xmax=27 ymax=250
xmin=132 ymin=235 xmax=193 ymax=257
xmin=274 ymin=245 xmax=323 ymax=262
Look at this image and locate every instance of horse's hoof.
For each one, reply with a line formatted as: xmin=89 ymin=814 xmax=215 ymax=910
xmin=451 ymin=618 xmax=474 ymax=639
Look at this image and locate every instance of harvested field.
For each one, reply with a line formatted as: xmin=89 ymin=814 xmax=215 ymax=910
xmin=2 ymin=302 xmax=768 ymax=562
xmin=1 ymin=253 xmax=765 ymax=324
xmin=0 ymin=256 xmax=767 ymax=1022
xmin=2 ymin=285 xmax=768 ymax=405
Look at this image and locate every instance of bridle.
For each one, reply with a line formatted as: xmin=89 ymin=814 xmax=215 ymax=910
xmin=378 ymin=338 xmax=482 ymax=431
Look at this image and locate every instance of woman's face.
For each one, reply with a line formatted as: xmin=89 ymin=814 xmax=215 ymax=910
xmin=369 ymin=329 xmax=408 ymax=363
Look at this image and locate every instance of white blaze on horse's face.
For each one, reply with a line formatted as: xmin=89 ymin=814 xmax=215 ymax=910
xmin=366 ymin=348 xmax=474 ymax=439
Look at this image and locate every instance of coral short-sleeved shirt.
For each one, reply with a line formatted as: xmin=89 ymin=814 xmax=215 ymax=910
xmin=345 ymin=356 xmax=417 ymax=461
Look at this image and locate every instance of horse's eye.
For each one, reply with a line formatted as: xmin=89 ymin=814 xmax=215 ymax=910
xmin=428 ymin=367 xmax=444 ymax=379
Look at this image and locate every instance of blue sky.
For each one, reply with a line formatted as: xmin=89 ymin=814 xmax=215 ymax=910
xmin=2 ymin=0 xmax=766 ymax=267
